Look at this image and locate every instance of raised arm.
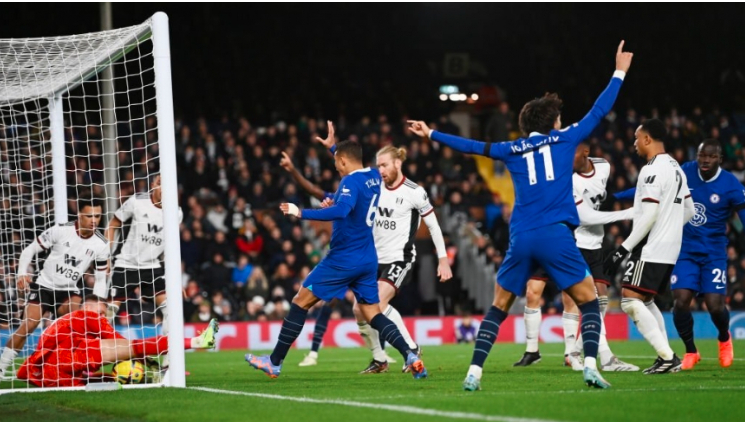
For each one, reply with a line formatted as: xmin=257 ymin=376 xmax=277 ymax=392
xmin=280 ymin=151 xmax=329 ymax=201
xmin=561 ymin=41 xmax=633 ymax=144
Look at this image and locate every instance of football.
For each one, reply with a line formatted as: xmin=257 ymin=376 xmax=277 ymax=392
xmin=113 ymin=360 xmax=145 ymax=385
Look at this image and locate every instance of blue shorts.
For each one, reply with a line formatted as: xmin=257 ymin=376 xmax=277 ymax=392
xmin=497 ymin=223 xmax=590 ymax=296
xmin=671 ymin=255 xmax=728 ymax=295
xmin=302 ymin=258 xmax=379 ymax=304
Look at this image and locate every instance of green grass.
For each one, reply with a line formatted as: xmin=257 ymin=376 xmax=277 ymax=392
xmin=1 ymin=340 xmax=743 ymax=422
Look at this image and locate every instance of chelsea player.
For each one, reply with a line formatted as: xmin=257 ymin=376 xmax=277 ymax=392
xmin=244 ymin=140 xmax=428 ymax=379
xmin=409 ymin=41 xmax=633 ymax=391
xmin=615 ymin=139 xmax=745 ymax=369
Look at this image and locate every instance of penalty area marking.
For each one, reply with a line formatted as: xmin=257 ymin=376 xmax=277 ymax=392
xmin=190 ymin=386 xmax=570 ymax=422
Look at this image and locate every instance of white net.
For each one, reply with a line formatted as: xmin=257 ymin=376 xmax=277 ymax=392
xmin=0 ymin=16 xmax=178 ymax=391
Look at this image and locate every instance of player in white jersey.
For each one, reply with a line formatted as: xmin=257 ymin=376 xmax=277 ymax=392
xmin=513 ymin=142 xmax=638 ymax=372
xmin=280 ymin=122 xmax=452 ymax=373
xmin=604 ymin=118 xmax=695 ymax=374
xmin=0 ymin=197 xmax=110 ymax=379
xmin=105 ymin=175 xmax=182 ymax=333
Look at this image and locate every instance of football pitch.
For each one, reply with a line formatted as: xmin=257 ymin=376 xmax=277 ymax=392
xmin=2 ymin=340 xmax=743 ymax=422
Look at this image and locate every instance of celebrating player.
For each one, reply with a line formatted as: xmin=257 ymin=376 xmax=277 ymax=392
xmin=281 ymin=129 xmax=452 ymax=373
xmin=105 ymin=174 xmax=182 ymax=334
xmin=615 ymin=139 xmax=745 ymax=369
xmin=604 ymin=119 xmax=695 ymax=374
xmin=514 ymin=142 xmax=638 ymax=372
xmin=245 ymin=140 xmax=428 ymax=379
xmin=0 ymin=197 xmax=110 ymax=380
xmin=410 ymin=41 xmax=634 ymax=390
xmin=15 ymin=295 xmax=217 ymax=387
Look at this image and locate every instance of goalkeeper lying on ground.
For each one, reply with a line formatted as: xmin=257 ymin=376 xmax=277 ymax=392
xmin=16 ymin=295 xmax=217 ymax=387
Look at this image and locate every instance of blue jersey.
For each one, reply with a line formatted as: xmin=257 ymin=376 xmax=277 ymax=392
xmin=302 ymin=167 xmax=381 ymax=267
xmin=431 ymin=75 xmax=624 ymax=235
xmin=680 ymin=162 xmax=745 ymax=258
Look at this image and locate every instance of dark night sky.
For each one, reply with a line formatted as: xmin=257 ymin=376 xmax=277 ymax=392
xmin=2 ymin=3 xmax=745 ymax=123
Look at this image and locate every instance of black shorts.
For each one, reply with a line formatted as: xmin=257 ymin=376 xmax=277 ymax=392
xmin=621 ymin=255 xmax=674 ymax=296
xmin=581 ymin=248 xmax=609 ymax=286
xmin=378 ymin=260 xmax=415 ymax=291
xmin=530 ymin=248 xmax=607 ymax=285
xmin=27 ymin=283 xmax=81 ymax=318
xmin=110 ymin=267 xmax=166 ymax=301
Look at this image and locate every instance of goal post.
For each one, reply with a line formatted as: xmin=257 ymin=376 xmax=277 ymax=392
xmin=0 ymin=12 xmax=184 ymax=391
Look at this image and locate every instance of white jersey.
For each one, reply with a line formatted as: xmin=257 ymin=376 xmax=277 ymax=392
xmin=631 ymin=153 xmax=690 ymax=264
xmin=374 ymin=178 xmax=434 ymax=264
xmin=36 ymin=222 xmax=110 ymax=291
xmin=114 ymin=193 xmax=183 ymax=269
xmin=572 ymin=158 xmax=611 ymax=250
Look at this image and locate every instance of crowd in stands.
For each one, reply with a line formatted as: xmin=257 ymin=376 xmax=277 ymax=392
xmin=2 ymin=101 xmax=745 ymax=329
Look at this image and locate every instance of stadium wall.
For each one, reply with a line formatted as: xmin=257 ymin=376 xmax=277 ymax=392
xmin=3 ymin=312 xmax=744 ymax=356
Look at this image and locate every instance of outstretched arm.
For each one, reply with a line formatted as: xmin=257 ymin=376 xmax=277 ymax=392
xmin=280 ymin=152 xmax=329 ymax=201
xmin=576 ymin=200 xmax=634 ymax=225
xmin=613 ymin=187 xmax=636 ymax=201
xmin=407 ymin=121 xmax=508 ymax=161
xmin=279 ymin=201 xmax=353 ymax=221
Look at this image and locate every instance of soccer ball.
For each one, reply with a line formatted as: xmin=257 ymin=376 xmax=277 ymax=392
xmin=113 ymin=360 xmax=145 ymax=384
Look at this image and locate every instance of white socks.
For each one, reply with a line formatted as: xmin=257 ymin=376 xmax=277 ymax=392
xmin=467 ymin=364 xmax=483 ymax=379
xmin=0 ymin=347 xmax=18 ymax=374
xmin=358 ymin=321 xmax=387 ymax=362
xmin=384 ymin=305 xmax=417 ymax=350
xmin=160 ymin=302 xmax=170 ymax=336
xmin=645 ymin=299 xmax=668 ymax=339
xmin=524 ymin=307 xmax=541 ymax=353
xmin=562 ymin=312 xmax=579 ymax=355
xmin=622 ymin=298 xmax=673 ymax=360
xmin=308 ymin=351 xmax=318 ymax=359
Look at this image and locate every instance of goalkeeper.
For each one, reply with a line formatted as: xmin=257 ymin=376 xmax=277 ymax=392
xmin=16 ymin=295 xmax=217 ymax=387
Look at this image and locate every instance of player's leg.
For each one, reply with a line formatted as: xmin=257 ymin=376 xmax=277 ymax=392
xmin=355 ymin=298 xmax=390 ymax=373
xmin=620 ymin=260 xmax=679 ymax=374
xmin=514 ymin=277 xmax=544 ymax=367
xmin=0 ymin=300 xmax=45 ymax=377
xmin=299 ymin=301 xmax=332 ymax=366
xmin=539 ymin=224 xmax=608 ymax=388
xmin=702 ymin=258 xmax=733 ymax=367
xmin=353 ymin=262 xmax=426 ymax=379
xmin=673 ymin=287 xmax=699 ymax=369
xmin=561 ymin=292 xmax=585 ymax=370
xmin=246 ymin=261 xmax=340 ymax=378
xmin=98 ymin=321 xmax=218 ymax=363
xmin=590 ymin=279 xmax=638 ymax=371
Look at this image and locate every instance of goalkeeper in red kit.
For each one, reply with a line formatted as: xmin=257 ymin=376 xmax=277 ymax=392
xmin=16 ymin=295 xmax=218 ymax=387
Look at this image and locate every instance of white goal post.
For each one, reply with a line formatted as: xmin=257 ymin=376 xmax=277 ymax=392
xmin=0 ymin=12 xmax=184 ymax=391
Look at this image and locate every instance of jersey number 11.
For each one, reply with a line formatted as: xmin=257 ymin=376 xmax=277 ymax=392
xmin=523 ymin=145 xmax=555 ymax=185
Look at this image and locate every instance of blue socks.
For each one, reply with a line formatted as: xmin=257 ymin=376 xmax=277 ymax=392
xmin=370 ymin=313 xmax=412 ymax=357
xmin=710 ymin=309 xmax=731 ymax=342
xmin=311 ymin=304 xmax=333 ymax=353
xmin=470 ymin=306 xmax=508 ymax=367
xmin=270 ymin=303 xmax=308 ymax=366
xmin=577 ymin=300 xmax=601 ymax=360
xmin=673 ymin=309 xmax=696 ymax=353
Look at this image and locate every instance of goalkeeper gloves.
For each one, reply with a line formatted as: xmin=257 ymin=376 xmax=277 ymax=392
xmin=603 ymin=246 xmax=629 ymax=276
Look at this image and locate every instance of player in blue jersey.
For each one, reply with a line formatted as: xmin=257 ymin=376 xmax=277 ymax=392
xmin=408 ymin=41 xmax=633 ymax=391
xmin=615 ymin=139 xmax=745 ymax=369
xmin=244 ymin=140 xmax=428 ymax=379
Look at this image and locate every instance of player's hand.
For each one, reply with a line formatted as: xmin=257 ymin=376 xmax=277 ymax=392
xmin=437 ymin=257 xmax=453 ymax=282
xmin=16 ymin=275 xmax=32 ymax=292
xmin=603 ymin=245 xmax=629 ymax=276
xmin=315 ymin=120 xmax=336 ymax=149
xmin=279 ymin=151 xmax=295 ymax=172
xmin=279 ymin=203 xmax=301 ymax=218
xmin=320 ymin=198 xmax=334 ymax=208
xmin=615 ymin=40 xmax=633 ymax=73
xmin=407 ymin=120 xmax=432 ymax=138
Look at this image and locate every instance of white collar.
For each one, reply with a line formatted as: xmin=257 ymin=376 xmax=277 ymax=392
xmin=528 ymin=131 xmax=547 ymax=137
xmin=698 ymin=166 xmax=721 ymax=183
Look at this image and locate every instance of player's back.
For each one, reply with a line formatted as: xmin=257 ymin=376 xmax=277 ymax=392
xmin=500 ymin=132 xmax=580 ymax=234
xmin=327 ymin=167 xmax=381 ymax=266
xmin=681 ymin=161 xmax=744 ymax=257
xmin=633 ymin=154 xmax=690 ymax=264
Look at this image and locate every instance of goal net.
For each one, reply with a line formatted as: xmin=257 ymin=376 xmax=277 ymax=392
xmin=0 ymin=12 xmax=184 ymax=392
